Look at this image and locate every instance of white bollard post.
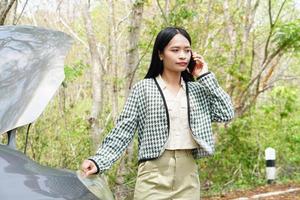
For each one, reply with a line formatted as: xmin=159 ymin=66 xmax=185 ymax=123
xmin=265 ymin=147 xmax=276 ymax=184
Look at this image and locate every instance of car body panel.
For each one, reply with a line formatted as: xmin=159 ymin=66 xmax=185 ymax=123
xmin=0 ymin=144 xmax=99 ymax=200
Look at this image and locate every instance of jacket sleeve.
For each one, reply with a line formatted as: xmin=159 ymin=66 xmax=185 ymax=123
xmin=196 ymin=72 xmax=234 ymax=122
xmin=89 ymin=83 xmax=140 ymax=174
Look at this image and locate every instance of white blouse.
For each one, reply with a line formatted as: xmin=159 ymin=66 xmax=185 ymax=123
xmin=156 ymin=75 xmax=199 ymax=150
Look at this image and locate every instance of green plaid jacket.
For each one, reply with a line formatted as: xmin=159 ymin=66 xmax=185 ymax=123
xmin=90 ymin=72 xmax=234 ymax=174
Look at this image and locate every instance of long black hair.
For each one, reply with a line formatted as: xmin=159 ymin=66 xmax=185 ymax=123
xmin=144 ymin=27 xmax=194 ymax=82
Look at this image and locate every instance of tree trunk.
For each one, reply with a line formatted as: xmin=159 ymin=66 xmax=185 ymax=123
xmin=107 ymin=1 xmax=127 ymax=200
xmin=124 ymin=0 xmax=144 ymax=164
xmin=165 ymin=0 xmax=170 ymax=16
xmin=0 ymin=0 xmax=17 ymax=25
xmin=223 ymin=0 xmax=238 ymax=96
xmin=108 ymin=0 xmax=119 ymax=122
xmin=82 ymin=2 xmax=104 ymax=151
xmin=124 ymin=0 xmax=144 ymax=96
xmin=113 ymin=1 xmax=145 ymax=199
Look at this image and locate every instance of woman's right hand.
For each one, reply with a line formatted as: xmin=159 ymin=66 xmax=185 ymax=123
xmin=81 ymin=160 xmax=98 ymax=177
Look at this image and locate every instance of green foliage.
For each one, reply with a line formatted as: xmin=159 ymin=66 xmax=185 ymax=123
xmin=268 ymin=86 xmax=298 ymax=118
xmin=167 ymin=0 xmax=197 ymax=26
xmin=64 ymin=60 xmax=89 ymax=83
xmin=133 ymin=0 xmax=145 ymax=7
xmin=227 ymin=62 xmax=249 ymax=82
xmin=16 ymin=96 xmax=93 ymax=170
xmin=200 ymin=86 xmax=300 ymax=194
xmin=273 ymin=19 xmax=300 ymax=52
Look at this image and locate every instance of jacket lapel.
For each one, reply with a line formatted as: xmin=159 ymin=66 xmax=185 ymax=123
xmin=153 ymin=78 xmax=170 ymax=133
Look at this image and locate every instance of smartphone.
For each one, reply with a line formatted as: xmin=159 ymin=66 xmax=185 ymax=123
xmin=188 ymin=52 xmax=196 ymax=74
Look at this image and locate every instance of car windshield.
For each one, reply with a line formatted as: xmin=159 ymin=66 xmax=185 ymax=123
xmin=0 ymin=25 xmax=72 ymax=134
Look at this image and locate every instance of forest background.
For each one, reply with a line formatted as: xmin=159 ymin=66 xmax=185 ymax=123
xmin=1 ymin=0 xmax=300 ymax=199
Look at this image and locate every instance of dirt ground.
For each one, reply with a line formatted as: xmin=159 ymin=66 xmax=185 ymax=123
xmin=202 ymin=183 xmax=300 ymax=200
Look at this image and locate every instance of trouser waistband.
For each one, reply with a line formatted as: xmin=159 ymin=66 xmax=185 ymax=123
xmin=163 ymin=149 xmax=193 ymax=158
xmin=138 ymin=149 xmax=194 ymax=164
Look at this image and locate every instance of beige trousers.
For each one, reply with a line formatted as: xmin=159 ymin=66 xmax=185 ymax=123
xmin=133 ymin=150 xmax=200 ymax=200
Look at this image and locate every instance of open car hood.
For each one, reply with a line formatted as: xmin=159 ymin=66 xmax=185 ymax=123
xmin=0 ymin=26 xmax=115 ymax=200
xmin=0 ymin=25 xmax=72 ymax=134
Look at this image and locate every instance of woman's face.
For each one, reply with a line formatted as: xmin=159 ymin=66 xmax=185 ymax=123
xmin=159 ymin=34 xmax=191 ymax=74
